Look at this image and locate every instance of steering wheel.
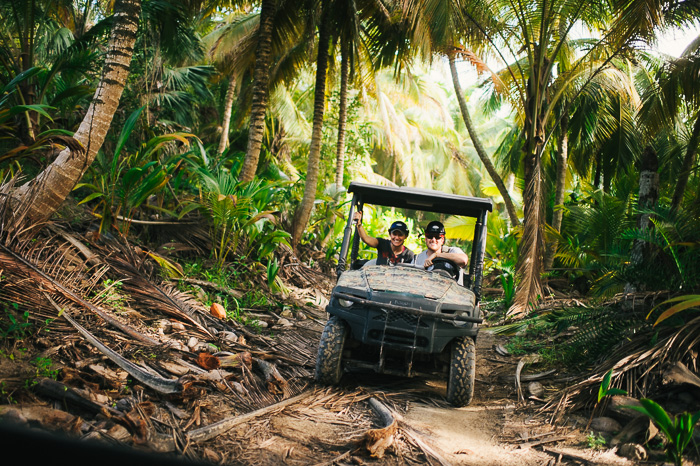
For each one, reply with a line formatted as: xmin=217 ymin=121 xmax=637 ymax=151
xmin=427 ymin=258 xmax=460 ymax=281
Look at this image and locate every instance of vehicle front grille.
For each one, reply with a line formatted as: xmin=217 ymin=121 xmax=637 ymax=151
xmin=368 ymin=329 xmax=429 ymax=347
xmin=373 ymin=310 xmax=429 ymax=327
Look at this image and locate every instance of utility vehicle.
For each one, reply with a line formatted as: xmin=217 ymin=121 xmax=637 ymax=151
xmin=314 ymin=182 xmax=493 ymax=406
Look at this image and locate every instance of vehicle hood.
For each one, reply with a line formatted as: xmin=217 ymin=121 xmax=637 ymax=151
xmin=335 ymin=265 xmax=471 ymax=304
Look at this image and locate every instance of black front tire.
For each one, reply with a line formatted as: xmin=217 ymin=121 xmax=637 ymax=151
xmin=315 ymin=316 xmax=349 ymax=384
xmin=446 ymin=336 xmax=476 ymax=407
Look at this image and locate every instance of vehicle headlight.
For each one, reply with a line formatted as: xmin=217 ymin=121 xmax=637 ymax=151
xmin=338 ymin=298 xmax=354 ymax=308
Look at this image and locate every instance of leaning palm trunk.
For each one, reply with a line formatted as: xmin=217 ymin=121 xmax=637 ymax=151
xmin=545 ymin=113 xmax=569 ymax=269
xmin=217 ymin=78 xmax=237 ymax=156
xmin=11 ymin=0 xmax=141 ymax=227
xmin=671 ymin=113 xmax=700 ymax=213
xmin=335 ymin=42 xmax=350 ymax=190
xmin=291 ymin=0 xmax=331 ymax=247
xmin=448 ymin=51 xmax=520 ymax=227
xmin=239 ymin=0 xmax=276 ymax=182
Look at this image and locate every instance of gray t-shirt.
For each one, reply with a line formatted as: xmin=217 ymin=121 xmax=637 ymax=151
xmin=413 ymin=246 xmax=466 ymax=285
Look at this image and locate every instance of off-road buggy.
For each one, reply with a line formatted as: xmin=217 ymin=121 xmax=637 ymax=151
xmin=314 ymin=182 xmax=493 ymax=407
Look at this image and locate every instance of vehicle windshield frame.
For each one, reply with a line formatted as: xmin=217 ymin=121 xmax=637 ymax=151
xmin=336 ymin=182 xmax=494 ymax=304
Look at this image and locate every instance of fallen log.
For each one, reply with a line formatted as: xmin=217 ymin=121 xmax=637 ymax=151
xmin=364 ymin=398 xmax=398 ymax=458
xmin=186 ymin=391 xmax=313 ymax=443
xmin=366 ymin=397 xmax=451 ymax=466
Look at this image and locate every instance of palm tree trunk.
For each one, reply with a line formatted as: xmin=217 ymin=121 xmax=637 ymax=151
xmin=626 ymin=145 xmax=659 ymax=294
xmin=544 ymin=113 xmax=568 ymax=269
xmin=12 ymin=0 xmax=141 ymax=226
xmin=335 ymin=41 xmax=349 ymax=190
xmin=593 ymin=152 xmax=602 ymax=188
xmin=671 ymin=113 xmax=700 ymax=212
xmin=239 ymin=0 xmax=276 ymax=182
xmin=217 ymin=77 xmax=237 ymax=156
xmin=291 ymin=0 xmax=331 ymax=248
xmin=448 ymin=51 xmax=520 ymax=227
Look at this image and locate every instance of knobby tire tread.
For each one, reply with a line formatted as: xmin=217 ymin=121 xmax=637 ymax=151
xmin=446 ymin=336 xmax=476 ymax=407
xmin=315 ymin=316 xmax=348 ymax=384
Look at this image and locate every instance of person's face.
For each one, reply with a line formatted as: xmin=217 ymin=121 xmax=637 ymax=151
xmin=389 ymin=229 xmax=406 ymax=247
xmin=425 ymin=232 xmax=445 ymax=252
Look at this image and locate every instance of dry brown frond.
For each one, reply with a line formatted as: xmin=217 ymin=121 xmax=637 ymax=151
xmin=105 ymin=256 xmax=213 ymax=337
xmin=454 ymin=46 xmax=507 ymax=95
xmin=544 ymin=316 xmax=700 ymax=422
xmin=509 ymin=159 xmax=544 ymax=317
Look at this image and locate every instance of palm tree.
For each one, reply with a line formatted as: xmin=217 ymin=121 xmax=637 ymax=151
xmin=203 ymin=9 xmax=259 ymax=155
xmin=449 ymin=0 xmax=645 ymax=314
xmin=447 ymin=49 xmax=520 ymax=226
xmin=396 ymin=0 xmax=520 ymax=226
xmin=239 ymin=0 xmax=277 ymax=182
xmin=0 ymin=0 xmax=113 ymax=142
xmin=10 ymin=0 xmax=142 ymax=226
xmin=544 ymin=109 xmax=569 ymax=269
xmin=334 ymin=35 xmax=350 ymax=190
xmin=291 ymin=0 xmax=332 ymax=247
xmin=330 ymin=0 xmax=395 ymax=190
xmin=642 ymin=45 xmax=700 ymax=212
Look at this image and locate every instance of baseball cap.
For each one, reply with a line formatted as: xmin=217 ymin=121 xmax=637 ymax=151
xmin=425 ymin=221 xmax=445 ymax=236
xmin=388 ymin=220 xmax=409 ymax=235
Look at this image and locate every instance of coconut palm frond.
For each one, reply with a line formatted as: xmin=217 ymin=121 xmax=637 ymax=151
xmin=105 ymin=256 xmax=212 ymax=338
xmin=558 ymin=306 xmax=648 ymax=361
xmin=508 ymin=157 xmax=544 ymax=317
xmin=0 ymin=233 xmax=159 ymax=345
xmin=547 ymin=315 xmax=700 ymax=418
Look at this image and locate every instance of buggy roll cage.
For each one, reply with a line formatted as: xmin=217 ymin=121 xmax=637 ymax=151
xmin=336 ymin=182 xmax=494 ymax=304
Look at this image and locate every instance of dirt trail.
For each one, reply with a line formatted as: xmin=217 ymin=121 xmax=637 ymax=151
xmin=327 ymin=329 xmax=635 ymax=466
xmin=400 ymin=330 xmax=553 ymax=466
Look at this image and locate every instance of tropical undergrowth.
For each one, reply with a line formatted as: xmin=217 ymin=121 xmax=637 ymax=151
xmin=491 ymin=303 xmax=653 ymax=368
xmin=64 ymin=108 xmax=315 ymax=326
xmin=484 ymin=184 xmax=700 ymax=424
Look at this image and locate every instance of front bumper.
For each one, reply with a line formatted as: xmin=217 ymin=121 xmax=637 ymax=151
xmin=327 ymin=291 xmax=481 ymax=354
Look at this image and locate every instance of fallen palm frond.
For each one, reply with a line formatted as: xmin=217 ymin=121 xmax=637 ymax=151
xmin=0 ymin=242 xmax=159 ymax=345
xmin=186 ymin=391 xmax=315 ymax=443
xmin=544 ymin=315 xmax=700 ymax=421
xmin=46 ymin=295 xmax=183 ymax=395
xmin=106 ymin=256 xmax=212 ymax=337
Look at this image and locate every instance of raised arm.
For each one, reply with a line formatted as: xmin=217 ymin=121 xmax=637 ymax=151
xmin=353 ymin=211 xmax=379 ymax=248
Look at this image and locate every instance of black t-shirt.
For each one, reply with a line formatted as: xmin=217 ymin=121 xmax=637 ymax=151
xmin=375 ymin=238 xmax=415 ymax=265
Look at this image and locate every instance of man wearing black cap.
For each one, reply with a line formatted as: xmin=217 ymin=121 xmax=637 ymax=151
xmin=414 ymin=221 xmax=468 ymax=284
xmin=352 ymin=211 xmax=415 ymax=265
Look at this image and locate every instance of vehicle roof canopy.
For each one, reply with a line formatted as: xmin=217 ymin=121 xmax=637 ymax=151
xmin=348 ymin=182 xmax=493 ymax=218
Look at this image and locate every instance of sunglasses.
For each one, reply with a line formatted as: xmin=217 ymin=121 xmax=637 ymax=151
xmin=389 ymin=230 xmax=406 ymax=237
xmin=425 ymin=233 xmax=444 ymax=239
